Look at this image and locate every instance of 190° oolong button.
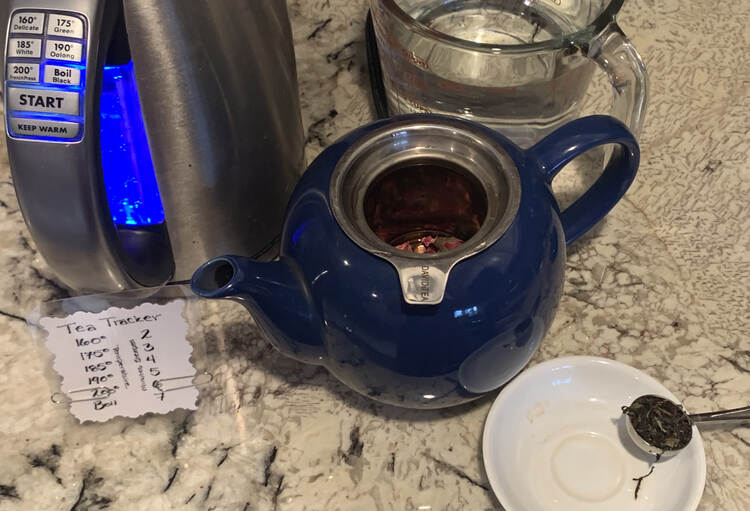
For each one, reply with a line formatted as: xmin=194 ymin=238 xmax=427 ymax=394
xmin=45 ymin=40 xmax=83 ymax=62
xmin=7 ymin=87 xmax=80 ymax=115
xmin=9 ymin=117 xmax=80 ymax=139
xmin=47 ymin=14 xmax=85 ymax=39
xmin=10 ymin=12 xmax=45 ymax=34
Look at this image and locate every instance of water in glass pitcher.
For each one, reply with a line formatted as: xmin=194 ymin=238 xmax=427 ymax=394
xmin=383 ymin=0 xmax=598 ymax=146
xmin=409 ymin=0 xmax=581 ymax=44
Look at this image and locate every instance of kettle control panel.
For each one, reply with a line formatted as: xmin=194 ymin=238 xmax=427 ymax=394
xmin=4 ymin=10 xmax=87 ymax=141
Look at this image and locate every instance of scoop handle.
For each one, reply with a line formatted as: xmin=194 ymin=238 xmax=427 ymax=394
xmin=689 ymin=405 xmax=750 ymax=425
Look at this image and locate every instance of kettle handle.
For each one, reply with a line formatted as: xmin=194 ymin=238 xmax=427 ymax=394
xmin=529 ymin=115 xmax=640 ymax=244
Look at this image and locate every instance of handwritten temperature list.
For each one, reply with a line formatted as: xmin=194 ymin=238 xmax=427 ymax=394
xmin=40 ymin=300 xmax=198 ymax=423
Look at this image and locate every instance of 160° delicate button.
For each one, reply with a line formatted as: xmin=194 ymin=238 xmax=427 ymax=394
xmin=10 ymin=12 xmax=45 ymax=34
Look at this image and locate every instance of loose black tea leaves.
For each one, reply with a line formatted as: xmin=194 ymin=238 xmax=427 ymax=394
xmin=622 ymin=395 xmax=693 ymax=451
xmin=632 ymin=466 xmax=655 ymax=500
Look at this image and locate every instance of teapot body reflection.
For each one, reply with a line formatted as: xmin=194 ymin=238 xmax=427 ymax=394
xmin=192 ymin=115 xmax=639 ymax=408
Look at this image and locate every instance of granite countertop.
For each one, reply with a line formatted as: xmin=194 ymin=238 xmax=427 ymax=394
xmin=1 ymin=0 xmax=749 ymax=510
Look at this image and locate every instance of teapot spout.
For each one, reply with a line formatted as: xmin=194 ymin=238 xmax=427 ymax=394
xmin=191 ymin=255 xmax=324 ymax=364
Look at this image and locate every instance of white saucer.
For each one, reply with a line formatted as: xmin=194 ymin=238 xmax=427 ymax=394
xmin=482 ymin=356 xmax=706 ymax=511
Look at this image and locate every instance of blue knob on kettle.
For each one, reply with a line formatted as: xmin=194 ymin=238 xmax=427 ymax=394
xmin=191 ymin=114 xmax=639 ymax=408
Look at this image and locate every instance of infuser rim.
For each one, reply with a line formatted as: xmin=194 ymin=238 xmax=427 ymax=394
xmin=330 ymin=116 xmax=522 ymax=305
xmin=377 ymin=0 xmax=623 ymax=54
xmin=329 ymin=116 xmax=522 ymax=266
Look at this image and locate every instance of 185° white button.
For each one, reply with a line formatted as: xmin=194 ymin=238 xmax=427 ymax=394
xmin=8 ymin=37 xmax=42 ymax=58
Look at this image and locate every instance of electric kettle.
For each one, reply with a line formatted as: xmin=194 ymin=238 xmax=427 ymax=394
xmin=1 ymin=0 xmax=304 ymax=293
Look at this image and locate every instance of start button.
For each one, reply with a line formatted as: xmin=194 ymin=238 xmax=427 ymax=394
xmin=7 ymin=87 xmax=80 ymax=115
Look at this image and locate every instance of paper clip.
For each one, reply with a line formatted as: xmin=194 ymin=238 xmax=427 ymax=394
xmin=152 ymin=371 xmax=213 ymax=397
xmin=50 ymin=372 xmax=212 ymax=404
xmin=51 ymin=385 xmax=119 ymax=404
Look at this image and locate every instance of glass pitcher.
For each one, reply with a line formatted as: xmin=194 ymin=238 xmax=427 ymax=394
xmin=369 ymin=0 xmax=648 ymax=147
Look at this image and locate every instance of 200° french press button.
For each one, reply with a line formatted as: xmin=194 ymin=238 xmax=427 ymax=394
xmin=7 ymin=62 xmax=40 ymax=82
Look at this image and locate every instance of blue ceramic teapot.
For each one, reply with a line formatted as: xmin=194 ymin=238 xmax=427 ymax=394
xmin=191 ymin=115 xmax=639 ymax=408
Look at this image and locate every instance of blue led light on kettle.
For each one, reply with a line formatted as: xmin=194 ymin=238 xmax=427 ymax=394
xmin=100 ymin=62 xmax=165 ymax=226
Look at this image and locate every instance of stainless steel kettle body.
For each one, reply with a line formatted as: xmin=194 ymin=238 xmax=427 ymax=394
xmin=2 ymin=0 xmax=304 ymax=293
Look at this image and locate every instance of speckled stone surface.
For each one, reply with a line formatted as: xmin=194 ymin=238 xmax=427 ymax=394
xmin=0 ymin=0 xmax=748 ymax=510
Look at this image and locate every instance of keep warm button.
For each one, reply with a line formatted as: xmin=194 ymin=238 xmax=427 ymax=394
xmin=8 ymin=87 xmax=80 ymax=115
xmin=10 ymin=117 xmax=80 ymax=139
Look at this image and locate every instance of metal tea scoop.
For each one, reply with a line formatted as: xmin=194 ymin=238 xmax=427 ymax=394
xmin=624 ymin=394 xmax=750 ymax=457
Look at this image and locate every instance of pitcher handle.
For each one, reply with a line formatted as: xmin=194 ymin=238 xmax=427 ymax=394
xmin=530 ymin=115 xmax=640 ymax=244
xmin=587 ymin=21 xmax=649 ymax=138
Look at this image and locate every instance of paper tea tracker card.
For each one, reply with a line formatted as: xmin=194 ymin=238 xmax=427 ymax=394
xmin=39 ymin=300 xmax=198 ymax=423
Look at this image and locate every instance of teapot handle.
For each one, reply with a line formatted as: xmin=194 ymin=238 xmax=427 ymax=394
xmin=529 ymin=115 xmax=640 ymax=244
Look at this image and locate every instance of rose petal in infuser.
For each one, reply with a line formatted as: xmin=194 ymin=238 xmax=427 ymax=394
xmin=421 ymin=235 xmax=436 ymax=247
